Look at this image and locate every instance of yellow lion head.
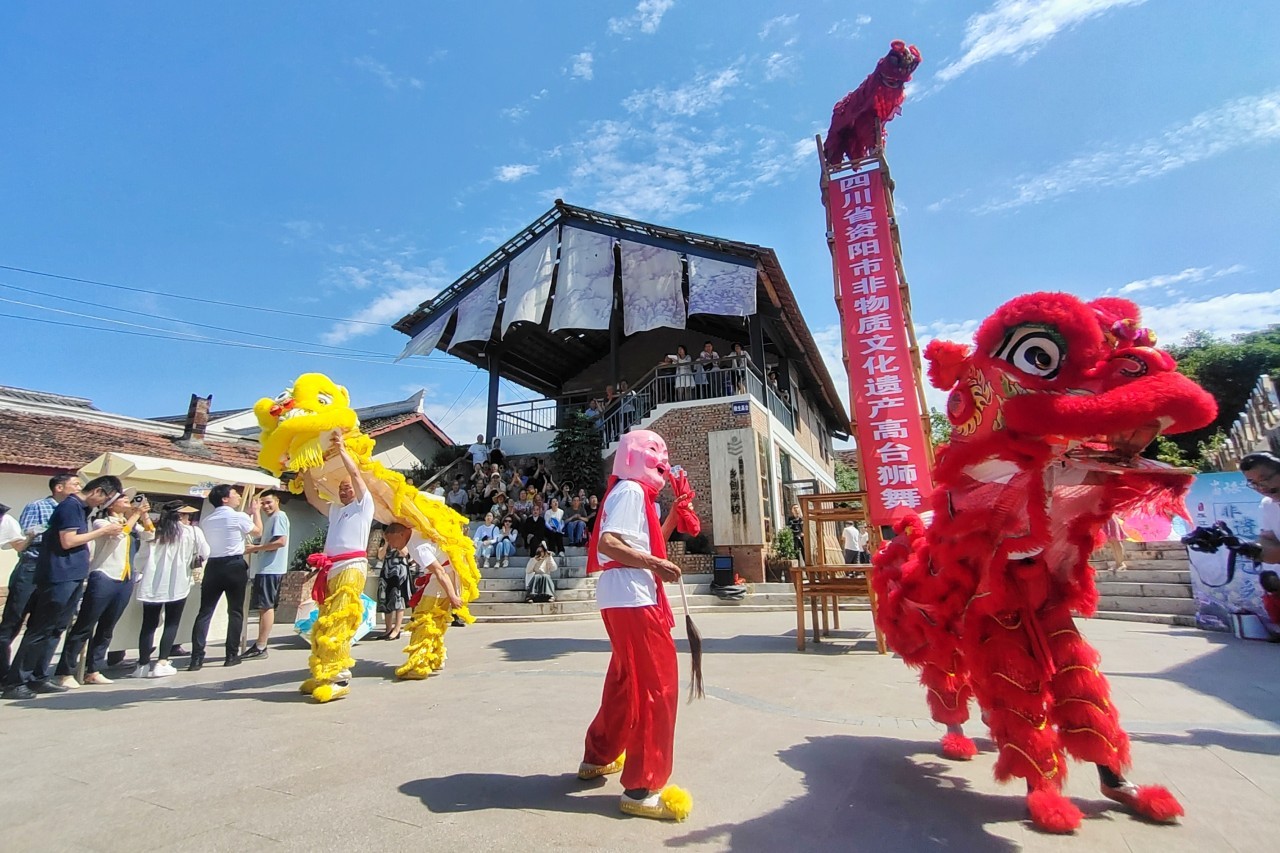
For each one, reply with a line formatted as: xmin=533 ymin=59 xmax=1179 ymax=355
xmin=254 ymin=373 xmax=360 ymax=478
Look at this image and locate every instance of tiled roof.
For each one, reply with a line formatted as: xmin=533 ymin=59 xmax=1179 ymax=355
xmin=0 ymin=409 xmax=263 ymax=473
xmin=0 ymin=385 xmax=97 ymax=411
xmin=362 ymin=411 xmax=453 ymax=445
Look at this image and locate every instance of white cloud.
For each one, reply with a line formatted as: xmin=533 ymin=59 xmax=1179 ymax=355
xmin=282 ymin=219 xmax=322 ymax=241
xmin=500 ymin=104 xmax=528 ymax=121
xmin=622 ymin=66 xmax=741 ymax=116
xmin=322 ymin=260 xmax=449 ymax=344
xmin=351 ymin=55 xmax=423 ymax=91
xmin=608 ymin=0 xmax=675 ymax=35
xmin=827 ymin=15 xmax=871 ymax=38
xmin=494 ymin=163 xmax=539 ymax=183
xmin=759 ymin=14 xmax=798 ymax=39
xmin=764 ymin=52 xmax=798 ymax=81
xmin=1113 ymin=263 xmax=1246 ymax=295
xmin=569 ymin=51 xmax=594 ymax=80
xmin=980 ymin=89 xmax=1280 ymax=212
xmin=557 ymin=118 xmax=809 ymax=219
xmin=1140 ymin=291 xmax=1280 ymax=345
xmin=936 ymin=0 xmax=1147 ymax=84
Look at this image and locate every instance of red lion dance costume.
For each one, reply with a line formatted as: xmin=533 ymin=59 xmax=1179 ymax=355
xmin=872 ymin=293 xmax=1216 ymax=834
xmin=823 ymin=39 xmax=921 ymax=165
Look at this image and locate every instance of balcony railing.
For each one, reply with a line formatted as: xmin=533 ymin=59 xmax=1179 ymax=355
xmin=495 ymin=355 xmax=796 ymax=444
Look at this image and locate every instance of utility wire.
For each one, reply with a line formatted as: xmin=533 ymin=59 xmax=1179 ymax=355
xmin=0 ymin=262 xmax=395 ymax=327
xmin=0 ymin=279 xmax=429 ymax=361
xmin=0 ymin=301 xmax=471 ymax=370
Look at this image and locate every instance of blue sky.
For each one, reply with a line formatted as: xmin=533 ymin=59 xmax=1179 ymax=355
xmin=2 ymin=1 xmax=1278 ymax=443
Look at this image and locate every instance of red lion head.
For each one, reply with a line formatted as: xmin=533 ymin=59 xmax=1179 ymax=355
xmin=926 ymin=293 xmax=1216 ymax=460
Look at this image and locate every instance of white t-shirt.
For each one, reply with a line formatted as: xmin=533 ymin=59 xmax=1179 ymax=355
xmin=842 ymin=525 xmax=867 ymax=551
xmin=324 ymin=491 xmax=375 ymax=556
xmin=0 ymin=513 xmax=23 ymax=549
xmin=1261 ymin=497 xmax=1279 ymax=565
xmin=410 ymin=534 xmax=458 ymax=600
xmin=201 ymin=506 xmax=254 ymax=558
xmin=468 ymin=442 xmax=489 ymax=465
xmin=594 ymin=480 xmax=658 ymax=609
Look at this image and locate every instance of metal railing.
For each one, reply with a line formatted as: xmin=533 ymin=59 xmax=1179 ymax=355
xmin=494 ymin=355 xmax=797 ymax=443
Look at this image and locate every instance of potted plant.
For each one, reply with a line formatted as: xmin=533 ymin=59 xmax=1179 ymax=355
xmin=765 ymin=527 xmax=798 ymax=583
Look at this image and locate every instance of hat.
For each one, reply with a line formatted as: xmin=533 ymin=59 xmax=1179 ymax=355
xmin=177 ymin=505 xmax=200 ymax=514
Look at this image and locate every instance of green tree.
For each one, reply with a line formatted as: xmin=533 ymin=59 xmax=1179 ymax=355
xmin=929 ymin=407 xmax=953 ymax=446
xmin=290 ymin=524 xmax=327 ymax=572
xmin=834 ymin=460 xmax=860 ymax=492
xmin=1163 ymin=326 xmax=1280 ymax=464
xmin=551 ymin=410 xmax=604 ymax=497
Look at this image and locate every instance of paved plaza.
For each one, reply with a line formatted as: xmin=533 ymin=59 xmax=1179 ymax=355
xmin=0 ymin=609 xmax=1276 ymax=852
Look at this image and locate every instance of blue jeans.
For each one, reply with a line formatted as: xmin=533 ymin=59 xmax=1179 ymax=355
xmin=475 ymin=543 xmax=494 ymax=561
xmin=0 ymin=556 xmax=39 ymax=682
xmin=57 ymin=572 xmax=132 ymax=676
xmin=565 ymin=520 xmax=587 ymax=545
xmin=5 ymin=577 xmax=85 ymax=687
xmin=495 ymin=539 xmax=515 ymax=560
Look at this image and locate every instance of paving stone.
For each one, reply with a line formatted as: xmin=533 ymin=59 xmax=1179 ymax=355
xmin=0 ymin=610 xmax=1274 ymax=851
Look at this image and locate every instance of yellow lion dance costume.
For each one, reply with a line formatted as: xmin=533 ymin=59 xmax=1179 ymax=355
xmin=254 ymin=373 xmax=480 ymax=699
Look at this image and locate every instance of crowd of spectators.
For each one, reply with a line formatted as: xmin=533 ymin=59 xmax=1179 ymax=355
xmin=445 ymin=435 xmax=600 ymax=566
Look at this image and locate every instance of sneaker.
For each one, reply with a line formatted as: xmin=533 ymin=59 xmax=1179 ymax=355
xmin=83 ymin=672 xmax=113 ymax=685
xmin=451 ymin=616 xmax=467 ymax=628
xmin=242 ymin=645 xmax=268 ymax=660
xmin=169 ymin=645 xmax=189 ymax=657
xmin=3 ymin=683 xmax=37 ymax=700
xmin=224 ymin=655 xmax=241 ymax=667
xmin=501 ymin=558 xmax=509 ymax=568
xmin=150 ymin=662 xmax=177 ymax=678
xmin=129 ymin=664 xmax=151 ymax=678
xmin=55 ymin=675 xmax=81 ymax=690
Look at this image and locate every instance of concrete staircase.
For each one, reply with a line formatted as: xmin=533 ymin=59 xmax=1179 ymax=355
xmin=466 ymin=543 xmax=825 ymax=623
xmin=1090 ymin=540 xmax=1197 ymax=627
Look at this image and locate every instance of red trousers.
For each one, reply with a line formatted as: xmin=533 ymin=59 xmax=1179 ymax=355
xmin=583 ymin=605 xmax=678 ymax=792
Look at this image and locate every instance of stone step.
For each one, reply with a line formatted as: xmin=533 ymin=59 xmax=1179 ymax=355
xmin=1126 ymin=540 xmax=1186 ymax=552
xmin=1121 ymin=548 xmax=1190 ymax=561
xmin=1094 ymin=595 xmax=1198 ymax=616
xmin=1099 ymin=559 xmax=1191 ymax=572
xmin=479 ymin=576 xmax=595 ymax=591
xmin=1087 ymin=610 xmax=1198 ymax=627
xmin=482 ymin=588 xmax=597 ymax=603
xmin=1096 ymin=581 xmax=1194 ymax=598
xmin=1092 ymin=569 xmax=1190 ymax=584
xmin=473 ymin=598 xmax=872 ymax=623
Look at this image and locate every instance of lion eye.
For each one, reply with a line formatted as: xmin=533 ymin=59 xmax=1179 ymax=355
xmin=274 ymin=391 xmax=290 ymax=403
xmin=996 ymin=328 xmax=1064 ymax=379
xmin=317 ymin=393 xmax=333 ymax=406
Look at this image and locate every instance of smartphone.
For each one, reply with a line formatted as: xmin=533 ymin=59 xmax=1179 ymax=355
xmin=131 ymin=493 xmax=148 ymax=505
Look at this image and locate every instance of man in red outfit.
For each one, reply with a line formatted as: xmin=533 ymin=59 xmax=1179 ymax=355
xmin=577 ymin=430 xmax=693 ymax=821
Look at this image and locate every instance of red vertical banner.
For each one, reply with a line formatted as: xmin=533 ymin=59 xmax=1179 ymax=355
xmin=827 ymin=167 xmax=934 ymax=524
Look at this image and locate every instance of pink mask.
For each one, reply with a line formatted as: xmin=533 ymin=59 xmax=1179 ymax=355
xmin=613 ymin=430 xmax=669 ymax=492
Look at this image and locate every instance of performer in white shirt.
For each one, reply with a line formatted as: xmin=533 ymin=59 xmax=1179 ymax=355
xmin=298 ymin=430 xmax=376 ymax=703
xmin=381 ymin=522 xmax=463 ymax=679
xmin=577 ymin=430 xmax=693 ymax=822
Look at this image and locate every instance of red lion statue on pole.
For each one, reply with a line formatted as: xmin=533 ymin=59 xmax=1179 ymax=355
xmin=823 ymin=39 xmax=922 ymax=165
xmin=872 ymin=292 xmax=1217 ymax=834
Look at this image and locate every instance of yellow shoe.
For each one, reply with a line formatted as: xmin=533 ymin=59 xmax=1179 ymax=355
xmin=311 ymin=682 xmax=350 ymax=703
xmin=618 ymin=785 xmax=692 ymax=821
xmin=299 ymin=678 xmax=321 ymax=695
xmin=577 ymin=753 xmax=625 ymax=780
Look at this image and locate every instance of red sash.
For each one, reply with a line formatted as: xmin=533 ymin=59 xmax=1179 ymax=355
xmin=586 ymin=476 xmax=674 ymax=628
xmin=307 ymin=550 xmax=366 ymax=603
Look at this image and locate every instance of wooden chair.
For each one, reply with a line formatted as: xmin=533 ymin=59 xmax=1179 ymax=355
xmin=790 ymin=492 xmax=885 ymax=653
